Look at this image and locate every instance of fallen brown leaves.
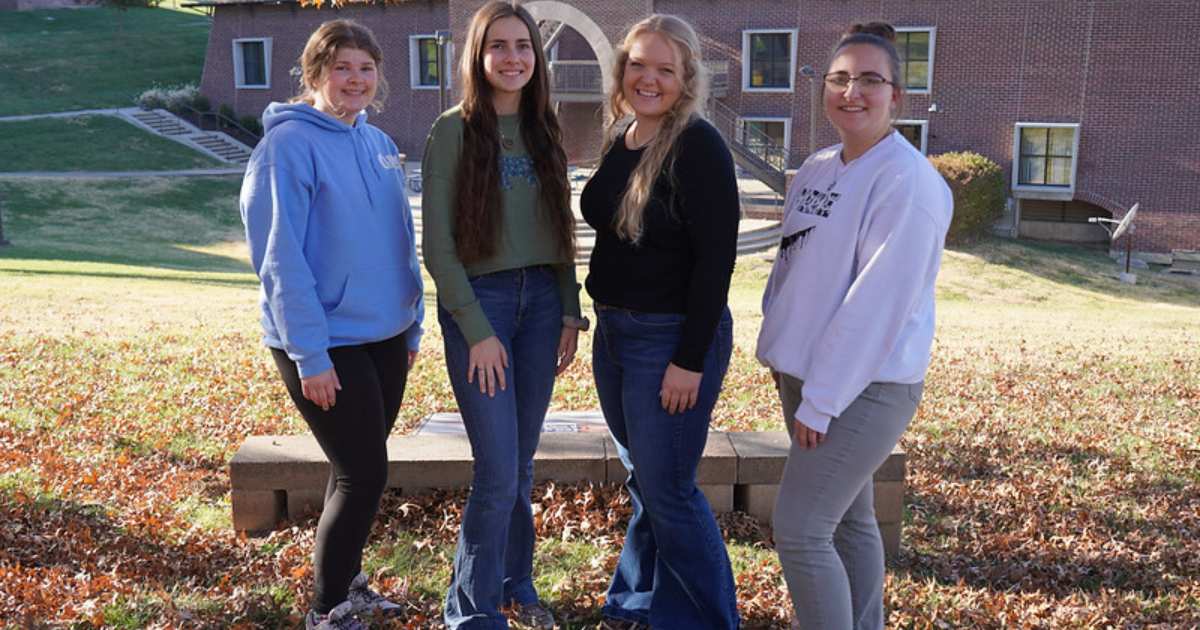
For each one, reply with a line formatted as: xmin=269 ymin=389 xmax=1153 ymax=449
xmin=2 ymin=312 xmax=1199 ymax=628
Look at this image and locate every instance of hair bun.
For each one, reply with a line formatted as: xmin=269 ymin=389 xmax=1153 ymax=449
xmin=846 ymin=21 xmax=896 ymax=43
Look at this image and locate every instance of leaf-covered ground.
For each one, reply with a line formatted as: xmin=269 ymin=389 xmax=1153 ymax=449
xmin=2 ymin=242 xmax=1199 ymax=628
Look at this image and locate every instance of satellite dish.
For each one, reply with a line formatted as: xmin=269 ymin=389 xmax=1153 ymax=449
xmin=1111 ymin=203 xmax=1138 ymax=240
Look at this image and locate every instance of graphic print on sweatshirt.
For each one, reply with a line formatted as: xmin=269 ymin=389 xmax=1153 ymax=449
xmin=499 ymin=154 xmax=537 ymax=191
xmin=779 ymin=225 xmax=814 ymax=263
xmin=790 ymin=187 xmax=840 ymax=218
xmin=777 ymin=185 xmax=838 ymax=263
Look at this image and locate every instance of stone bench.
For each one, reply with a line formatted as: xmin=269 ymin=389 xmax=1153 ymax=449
xmin=229 ymin=430 xmax=907 ymax=555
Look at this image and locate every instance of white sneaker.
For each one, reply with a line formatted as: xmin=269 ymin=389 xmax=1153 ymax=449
xmin=305 ymin=601 xmax=367 ymax=630
xmin=347 ymin=572 xmax=402 ymax=617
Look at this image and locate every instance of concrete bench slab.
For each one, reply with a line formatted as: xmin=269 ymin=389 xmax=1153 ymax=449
xmin=229 ymin=428 xmax=907 ymax=555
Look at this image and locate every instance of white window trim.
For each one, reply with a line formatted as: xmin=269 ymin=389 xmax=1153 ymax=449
xmin=1012 ymin=122 xmax=1081 ymax=200
xmin=895 ymin=119 xmax=929 ymax=155
xmin=737 ymin=116 xmax=792 ymax=154
xmin=895 ymin=26 xmax=935 ymax=94
xmin=410 ymin=35 xmax=452 ymax=90
xmin=232 ymin=37 xmax=271 ymax=90
xmin=742 ymin=29 xmax=797 ymax=93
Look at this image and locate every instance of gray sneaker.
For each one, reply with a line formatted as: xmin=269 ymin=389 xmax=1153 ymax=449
xmin=512 ymin=603 xmax=557 ymax=630
xmin=306 ymin=601 xmax=368 ymax=630
xmin=347 ymin=572 xmax=402 ymax=617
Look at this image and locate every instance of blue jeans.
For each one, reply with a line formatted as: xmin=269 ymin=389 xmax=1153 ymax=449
xmin=593 ymin=305 xmax=740 ymax=630
xmin=772 ymin=375 xmax=922 ymax=630
xmin=440 ymin=266 xmax=562 ymax=629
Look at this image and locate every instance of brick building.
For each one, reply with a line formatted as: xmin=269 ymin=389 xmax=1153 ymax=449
xmin=189 ymin=0 xmax=1200 ymax=255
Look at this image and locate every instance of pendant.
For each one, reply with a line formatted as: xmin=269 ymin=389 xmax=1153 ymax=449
xmin=501 ymin=135 xmax=516 ymax=151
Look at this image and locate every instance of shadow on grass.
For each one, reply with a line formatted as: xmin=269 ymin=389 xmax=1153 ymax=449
xmin=1 ymin=263 xmax=258 ymax=289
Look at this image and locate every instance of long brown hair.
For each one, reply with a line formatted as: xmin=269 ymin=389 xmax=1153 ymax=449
xmin=293 ymin=19 xmax=389 ymax=113
xmin=454 ymin=1 xmax=574 ymax=265
xmin=602 ymin=14 xmax=707 ymax=243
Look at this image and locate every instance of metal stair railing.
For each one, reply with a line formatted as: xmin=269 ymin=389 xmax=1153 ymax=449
xmin=707 ymin=99 xmax=802 ymax=196
xmin=162 ymin=101 xmax=263 ymax=149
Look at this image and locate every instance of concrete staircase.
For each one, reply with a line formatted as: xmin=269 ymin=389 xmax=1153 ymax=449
xmin=120 ymin=108 xmax=254 ymax=165
xmin=410 ymin=211 xmax=777 ymax=263
xmin=406 ymin=168 xmax=781 ymax=263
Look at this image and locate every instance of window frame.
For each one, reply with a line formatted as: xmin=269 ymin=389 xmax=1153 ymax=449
xmin=232 ymin=38 xmax=272 ymax=90
xmin=894 ymin=27 xmax=935 ymax=94
xmin=742 ymin=29 xmax=797 ymax=93
xmin=410 ymin=35 xmax=451 ymax=90
xmin=1012 ymin=122 xmax=1081 ymax=200
xmin=894 ymin=119 xmax=929 ymax=155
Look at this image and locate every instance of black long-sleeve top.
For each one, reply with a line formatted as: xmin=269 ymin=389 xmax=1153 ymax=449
xmin=581 ymin=117 xmax=740 ymax=372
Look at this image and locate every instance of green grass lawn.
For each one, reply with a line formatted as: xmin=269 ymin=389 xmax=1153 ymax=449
xmin=0 ymin=7 xmax=211 ymax=116
xmin=0 ymin=116 xmax=228 ymax=172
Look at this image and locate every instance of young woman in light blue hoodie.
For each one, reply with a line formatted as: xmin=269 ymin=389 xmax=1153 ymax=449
xmin=239 ymin=20 xmax=423 ymax=630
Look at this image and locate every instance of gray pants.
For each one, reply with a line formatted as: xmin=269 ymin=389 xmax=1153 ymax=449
xmin=772 ymin=375 xmax=922 ymax=630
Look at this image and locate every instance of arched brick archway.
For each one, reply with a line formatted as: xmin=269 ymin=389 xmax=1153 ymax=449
xmin=524 ymin=1 xmax=616 ymax=95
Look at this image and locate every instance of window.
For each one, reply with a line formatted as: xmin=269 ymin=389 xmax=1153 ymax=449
xmin=895 ymin=28 xmax=934 ymax=93
xmin=411 ymin=35 xmax=450 ymax=89
xmin=743 ymin=30 xmax=796 ymax=92
xmin=894 ymin=120 xmax=928 ymax=154
xmin=739 ymin=117 xmax=791 ymax=170
xmin=233 ymin=38 xmax=271 ymax=89
xmin=1013 ymin=123 xmax=1080 ymax=197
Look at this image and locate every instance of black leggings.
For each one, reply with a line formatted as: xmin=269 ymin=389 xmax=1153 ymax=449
xmin=271 ymin=330 xmax=411 ymax=614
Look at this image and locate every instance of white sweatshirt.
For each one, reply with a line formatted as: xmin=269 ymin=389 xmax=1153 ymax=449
xmin=756 ymin=131 xmax=952 ymax=434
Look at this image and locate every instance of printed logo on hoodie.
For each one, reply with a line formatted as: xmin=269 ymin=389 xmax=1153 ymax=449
xmin=378 ymin=153 xmax=404 ymax=170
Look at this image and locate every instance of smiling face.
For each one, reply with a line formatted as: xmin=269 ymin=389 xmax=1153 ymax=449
xmin=621 ymin=32 xmax=684 ymax=131
xmin=823 ymin=42 xmax=899 ymax=158
xmin=312 ymin=47 xmax=378 ymax=125
xmin=482 ymin=15 xmax=536 ymax=114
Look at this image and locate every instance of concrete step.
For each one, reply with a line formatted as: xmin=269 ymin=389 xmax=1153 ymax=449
xmin=118 ymin=108 xmax=254 ymax=165
xmin=229 ymin=428 xmax=907 ymax=555
xmin=411 ymin=212 xmax=777 ymax=263
xmin=130 ymin=110 xmax=188 ymax=136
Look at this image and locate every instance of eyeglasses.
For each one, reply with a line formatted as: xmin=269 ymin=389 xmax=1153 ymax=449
xmin=823 ymin=72 xmax=893 ymax=94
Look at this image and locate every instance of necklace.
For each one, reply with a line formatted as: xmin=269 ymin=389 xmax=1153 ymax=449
xmin=628 ymin=120 xmax=656 ymax=150
xmin=828 ymin=156 xmax=851 ymax=192
xmin=499 ymin=120 xmax=519 ymax=151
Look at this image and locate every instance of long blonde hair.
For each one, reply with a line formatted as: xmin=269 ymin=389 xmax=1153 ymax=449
xmin=602 ymin=14 xmax=708 ymax=243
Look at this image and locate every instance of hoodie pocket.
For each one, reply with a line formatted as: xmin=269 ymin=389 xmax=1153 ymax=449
xmin=326 ymin=266 xmax=406 ymax=336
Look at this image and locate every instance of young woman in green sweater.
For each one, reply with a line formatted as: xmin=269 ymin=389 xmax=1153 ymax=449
xmin=420 ymin=3 xmax=585 ymax=628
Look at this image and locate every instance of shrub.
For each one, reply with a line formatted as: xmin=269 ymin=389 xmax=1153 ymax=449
xmin=191 ymin=94 xmax=212 ymax=113
xmin=136 ymin=84 xmax=199 ymax=113
xmin=929 ymin=151 xmax=1007 ymax=245
xmin=238 ymin=114 xmax=264 ymax=136
xmin=217 ymin=104 xmax=237 ymax=126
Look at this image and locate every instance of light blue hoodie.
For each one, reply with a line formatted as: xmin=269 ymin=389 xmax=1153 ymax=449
xmin=240 ymin=102 xmax=424 ymax=377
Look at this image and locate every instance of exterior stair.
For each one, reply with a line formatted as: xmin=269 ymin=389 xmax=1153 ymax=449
xmin=410 ymin=208 xmax=777 ymax=264
xmin=118 ymin=108 xmax=254 ymax=165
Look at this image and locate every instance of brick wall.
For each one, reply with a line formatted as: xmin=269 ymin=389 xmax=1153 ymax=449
xmin=202 ymin=0 xmax=1200 ymax=253
xmin=201 ymin=1 xmax=449 ymax=160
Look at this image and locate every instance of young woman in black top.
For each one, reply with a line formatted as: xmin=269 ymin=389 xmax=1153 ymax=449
xmin=579 ymin=14 xmax=741 ymax=630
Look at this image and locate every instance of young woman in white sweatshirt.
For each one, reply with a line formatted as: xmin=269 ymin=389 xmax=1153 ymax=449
xmin=756 ymin=22 xmax=953 ymax=630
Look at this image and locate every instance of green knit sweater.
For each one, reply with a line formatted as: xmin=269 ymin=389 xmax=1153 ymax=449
xmin=421 ymin=105 xmax=581 ymax=345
